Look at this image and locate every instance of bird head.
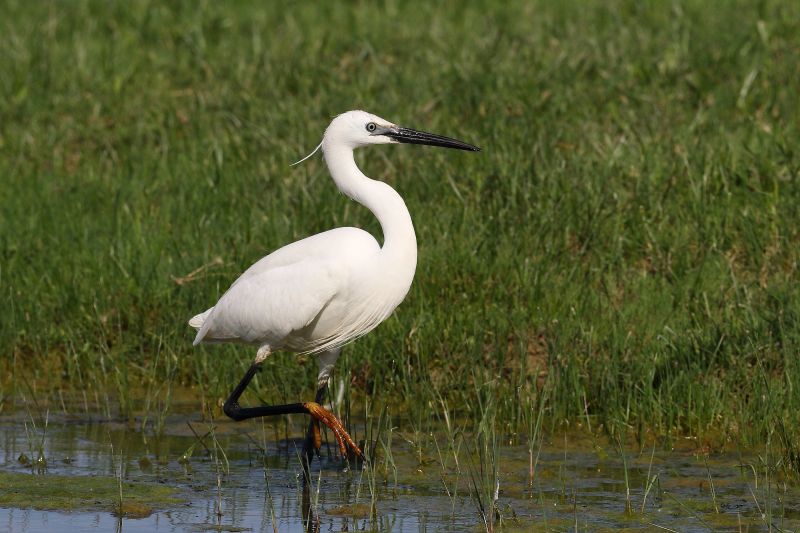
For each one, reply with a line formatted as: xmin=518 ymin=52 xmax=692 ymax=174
xmin=323 ymin=110 xmax=480 ymax=152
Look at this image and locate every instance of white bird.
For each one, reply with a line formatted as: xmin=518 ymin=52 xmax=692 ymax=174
xmin=189 ymin=110 xmax=479 ymax=464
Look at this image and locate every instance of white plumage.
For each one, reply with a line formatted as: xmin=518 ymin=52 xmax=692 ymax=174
xmin=192 ymin=226 xmax=409 ymax=354
xmin=187 ymin=109 xmax=478 ymax=463
xmin=190 ymin=111 xmax=420 ymax=362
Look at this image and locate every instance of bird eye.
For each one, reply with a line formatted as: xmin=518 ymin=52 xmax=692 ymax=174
xmin=366 ymin=122 xmax=377 ymax=133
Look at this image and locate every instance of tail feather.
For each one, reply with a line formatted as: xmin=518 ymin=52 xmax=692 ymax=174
xmin=188 ymin=308 xmax=212 ymax=329
xmin=189 ymin=307 xmax=239 ymax=345
xmin=189 ymin=308 xmax=213 ymax=345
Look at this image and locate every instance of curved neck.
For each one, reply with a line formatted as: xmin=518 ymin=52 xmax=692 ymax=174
xmin=323 ymin=145 xmax=417 ymax=259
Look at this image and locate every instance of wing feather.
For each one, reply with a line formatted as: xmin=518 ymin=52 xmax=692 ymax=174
xmin=193 ymin=260 xmax=340 ymax=346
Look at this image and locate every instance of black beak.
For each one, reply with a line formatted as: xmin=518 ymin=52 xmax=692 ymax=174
xmin=383 ymin=126 xmax=480 ymax=152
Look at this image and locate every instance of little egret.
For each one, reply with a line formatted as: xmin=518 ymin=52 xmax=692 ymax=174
xmin=189 ymin=110 xmax=479 ymax=464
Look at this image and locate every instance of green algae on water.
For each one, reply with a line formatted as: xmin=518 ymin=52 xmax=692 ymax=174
xmin=327 ymin=503 xmax=372 ymax=518
xmin=0 ymin=470 xmax=184 ymax=518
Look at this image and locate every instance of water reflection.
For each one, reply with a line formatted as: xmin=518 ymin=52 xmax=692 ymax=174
xmin=1 ymin=411 xmax=799 ymax=532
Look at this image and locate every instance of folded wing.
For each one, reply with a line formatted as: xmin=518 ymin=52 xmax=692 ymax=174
xmin=192 ymin=260 xmax=341 ymax=347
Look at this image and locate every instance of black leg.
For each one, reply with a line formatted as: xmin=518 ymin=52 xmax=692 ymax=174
xmin=301 ymin=482 xmax=320 ymax=533
xmin=300 ymin=383 xmax=328 ymax=482
xmin=223 ymin=363 xmax=308 ymax=421
xmin=222 ymin=363 xmax=363 ymax=462
xmin=303 ymin=384 xmax=328 ymax=455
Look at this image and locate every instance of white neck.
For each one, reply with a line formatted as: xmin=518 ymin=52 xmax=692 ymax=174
xmin=323 ymin=144 xmax=417 ymax=263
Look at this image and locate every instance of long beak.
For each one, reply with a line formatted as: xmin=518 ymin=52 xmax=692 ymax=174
xmin=383 ymin=126 xmax=480 ymax=152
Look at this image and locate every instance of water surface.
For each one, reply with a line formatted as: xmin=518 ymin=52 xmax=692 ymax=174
xmin=1 ymin=408 xmax=798 ymax=532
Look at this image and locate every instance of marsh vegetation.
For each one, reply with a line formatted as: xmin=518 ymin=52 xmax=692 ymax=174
xmin=2 ymin=0 xmax=800 ymax=530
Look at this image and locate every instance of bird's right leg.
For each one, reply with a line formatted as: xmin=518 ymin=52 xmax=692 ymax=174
xmin=300 ymin=349 xmax=342 ymax=478
xmin=223 ymin=346 xmax=362 ymax=460
xmin=301 ymin=349 xmax=341 ymax=457
xmin=300 ymin=382 xmax=328 ymax=484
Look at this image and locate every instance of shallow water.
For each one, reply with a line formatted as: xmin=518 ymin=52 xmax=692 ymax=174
xmin=1 ymin=407 xmax=799 ymax=533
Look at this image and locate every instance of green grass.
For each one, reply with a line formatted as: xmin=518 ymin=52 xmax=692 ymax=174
xmin=2 ymin=0 xmax=800 ymax=467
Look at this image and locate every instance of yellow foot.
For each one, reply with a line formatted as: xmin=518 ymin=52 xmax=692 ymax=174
xmin=303 ymin=402 xmax=363 ymax=459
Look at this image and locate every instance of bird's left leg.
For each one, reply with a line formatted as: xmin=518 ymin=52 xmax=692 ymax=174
xmin=302 ymin=348 xmax=341 ymax=466
xmin=223 ymin=346 xmax=362 ymax=460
